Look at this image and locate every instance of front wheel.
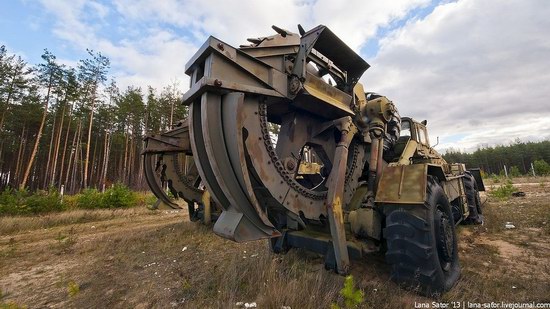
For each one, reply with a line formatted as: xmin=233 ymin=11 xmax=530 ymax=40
xmin=384 ymin=176 xmax=460 ymax=296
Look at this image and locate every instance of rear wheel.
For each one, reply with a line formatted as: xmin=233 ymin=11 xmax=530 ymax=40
xmin=464 ymin=172 xmax=483 ymax=224
xmin=384 ymin=176 xmax=460 ymax=296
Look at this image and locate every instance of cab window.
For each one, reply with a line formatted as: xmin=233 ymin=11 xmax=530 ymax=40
xmin=417 ymin=126 xmax=429 ymax=145
xmin=401 ymin=121 xmax=411 ymax=137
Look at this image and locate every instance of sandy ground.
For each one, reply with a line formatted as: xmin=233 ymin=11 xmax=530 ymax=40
xmin=1 ymin=182 xmax=549 ymax=308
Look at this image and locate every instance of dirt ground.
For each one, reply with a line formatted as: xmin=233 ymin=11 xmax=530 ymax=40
xmin=1 ymin=182 xmax=549 ymax=308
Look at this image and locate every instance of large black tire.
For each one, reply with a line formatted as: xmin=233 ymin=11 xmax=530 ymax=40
xmin=464 ymin=172 xmax=483 ymax=224
xmin=384 ymin=176 xmax=460 ymax=296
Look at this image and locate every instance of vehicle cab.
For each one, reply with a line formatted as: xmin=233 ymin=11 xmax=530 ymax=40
xmin=389 ymin=117 xmax=444 ymax=166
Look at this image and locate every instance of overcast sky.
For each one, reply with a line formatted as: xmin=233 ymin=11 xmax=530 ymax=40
xmin=1 ymin=0 xmax=549 ymax=153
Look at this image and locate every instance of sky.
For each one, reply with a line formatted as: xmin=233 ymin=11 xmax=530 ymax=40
xmin=1 ymin=0 xmax=549 ymax=153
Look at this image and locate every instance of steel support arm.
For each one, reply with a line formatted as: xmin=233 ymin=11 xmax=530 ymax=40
xmin=325 ymin=117 xmax=355 ymax=274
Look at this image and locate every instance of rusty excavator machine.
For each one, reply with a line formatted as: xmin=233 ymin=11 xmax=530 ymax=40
xmin=143 ymin=24 xmax=485 ymax=295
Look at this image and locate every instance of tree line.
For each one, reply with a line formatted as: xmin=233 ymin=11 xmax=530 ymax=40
xmin=0 ymin=46 xmax=187 ymax=193
xmin=443 ymin=139 xmax=550 ymax=176
xmin=2 ymin=45 xmax=548 ymax=194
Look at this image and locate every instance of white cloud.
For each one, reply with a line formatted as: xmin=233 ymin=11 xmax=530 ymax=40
xmin=38 ymin=0 xmax=429 ymax=95
xmin=37 ymin=0 xmax=195 ymax=91
xmin=112 ymin=0 xmax=310 ymax=45
xmin=364 ymin=0 xmax=550 ymax=152
xmin=33 ymin=0 xmax=550 ymax=152
xmin=96 ymin=29 xmax=196 ymax=91
xmin=310 ymin=0 xmax=430 ymax=50
xmin=111 ymin=0 xmax=429 ymax=50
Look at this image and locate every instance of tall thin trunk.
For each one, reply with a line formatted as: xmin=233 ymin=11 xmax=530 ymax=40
xmin=20 ymin=73 xmax=54 ymax=190
xmin=51 ymin=102 xmax=67 ymax=186
xmin=65 ymin=120 xmax=80 ymax=192
xmin=128 ymin=135 xmax=134 ymax=186
xmin=99 ymin=130 xmax=107 ymax=191
xmin=43 ymin=114 xmax=57 ymax=189
xmin=83 ymin=79 xmax=98 ymax=189
xmin=169 ymin=100 xmax=174 ymax=128
xmin=137 ymin=140 xmax=144 ymax=189
xmin=0 ymin=74 xmax=19 ymax=171
xmin=90 ymin=131 xmax=99 ymax=187
xmin=122 ymin=129 xmax=129 ymax=184
xmin=100 ymin=131 xmax=111 ymax=192
xmin=14 ymin=125 xmax=26 ymax=185
xmin=117 ymin=146 xmax=124 ymax=183
xmin=79 ymin=131 xmax=85 ymax=190
xmin=59 ymin=104 xmax=74 ymax=189
xmin=0 ymin=140 xmax=4 ymax=186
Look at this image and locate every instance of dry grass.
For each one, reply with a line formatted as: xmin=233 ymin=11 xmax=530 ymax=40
xmin=484 ymin=175 xmax=550 ymax=186
xmin=0 ymin=207 xmax=159 ymax=235
xmin=1 ymin=183 xmax=549 ymax=308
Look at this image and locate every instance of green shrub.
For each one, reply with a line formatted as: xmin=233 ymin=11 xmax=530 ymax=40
xmin=67 ymin=281 xmax=80 ymax=297
xmin=509 ymin=166 xmax=521 ymax=178
xmin=490 ymin=180 xmax=517 ymax=200
xmin=102 ymin=183 xmax=137 ymax=208
xmin=62 ymin=195 xmax=78 ymax=210
xmin=331 ymin=275 xmax=364 ymax=309
xmin=136 ymin=192 xmax=157 ymax=207
xmin=75 ymin=188 xmax=103 ymax=209
xmin=533 ymin=159 xmax=550 ymax=176
xmin=25 ymin=189 xmax=64 ymax=214
xmin=479 ymin=169 xmax=487 ymax=179
xmin=0 ymin=189 xmax=20 ymax=215
xmin=1 ymin=183 xmax=141 ymax=216
xmin=0 ymin=188 xmax=63 ymax=215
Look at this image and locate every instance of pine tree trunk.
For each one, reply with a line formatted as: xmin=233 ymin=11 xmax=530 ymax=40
xmin=78 ymin=126 xmax=85 ymax=190
xmin=117 ymin=145 xmax=124 ymax=183
xmin=91 ymin=132 xmax=99 ymax=187
xmin=51 ymin=102 xmax=67 ymax=186
xmin=128 ymin=135 xmax=134 ymax=186
xmin=170 ymin=101 xmax=174 ymax=128
xmin=100 ymin=131 xmax=111 ymax=192
xmin=20 ymin=74 xmax=54 ymax=190
xmin=59 ymin=104 xmax=74 ymax=189
xmin=83 ymin=97 xmax=95 ymax=189
xmin=137 ymin=136 xmax=144 ymax=189
xmin=43 ymin=114 xmax=57 ymax=189
xmin=122 ymin=129 xmax=129 ymax=184
xmin=66 ymin=120 xmax=80 ymax=193
xmin=14 ymin=126 xmax=27 ymax=185
xmin=0 ymin=140 xmax=4 ymax=186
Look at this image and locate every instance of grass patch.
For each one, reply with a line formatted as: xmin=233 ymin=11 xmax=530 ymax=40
xmin=54 ymin=228 xmax=78 ymax=253
xmin=0 ymin=302 xmax=28 ymax=309
xmin=0 ymin=207 xmax=159 ymax=235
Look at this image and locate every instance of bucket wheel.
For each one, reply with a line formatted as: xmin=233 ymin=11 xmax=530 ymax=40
xmin=188 ymin=91 xmax=366 ymax=241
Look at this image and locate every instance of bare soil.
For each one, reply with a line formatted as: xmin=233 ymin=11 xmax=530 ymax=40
xmin=1 ymin=183 xmax=549 ymax=308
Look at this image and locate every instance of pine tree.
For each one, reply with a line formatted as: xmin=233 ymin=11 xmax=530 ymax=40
xmin=20 ymin=50 xmax=62 ymax=190
xmin=78 ymin=49 xmax=109 ymax=189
